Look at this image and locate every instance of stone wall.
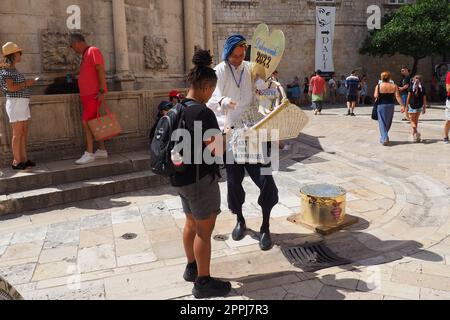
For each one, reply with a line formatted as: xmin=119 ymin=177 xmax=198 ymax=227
xmin=0 ymin=0 xmax=115 ymax=93
xmin=212 ymin=0 xmax=434 ymax=91
xmin=0 ymin=89 xmax=186 ymax=166
xmin=126 ymin=0 xmax=186 ymax=90
xmin=0 ymin=0 xmax=210 ymax=94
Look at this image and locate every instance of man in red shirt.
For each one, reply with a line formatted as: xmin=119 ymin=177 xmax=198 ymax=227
xmin=444 ymin=71 xmax=450 ymax=144
xmin=309 ymin=70 xmax=327 ymax=115
xmin=69 ymin=33 xmax=109 ymax=164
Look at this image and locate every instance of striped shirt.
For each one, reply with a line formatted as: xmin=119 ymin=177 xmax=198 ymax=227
xmin=345 ymin=75 xmax=360 ymax=96
xmin=0 ymin=68 xmax=31 ymax=98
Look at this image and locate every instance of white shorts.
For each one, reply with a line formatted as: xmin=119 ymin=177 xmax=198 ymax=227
xmin=446 ymin=99 xmax=450 ymax=121
xmin=5 ymin=98 xmax=31 ymax=123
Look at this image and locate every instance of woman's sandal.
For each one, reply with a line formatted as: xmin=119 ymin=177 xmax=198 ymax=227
xmin=12 ymin=163 xmax=27 ymax=170
xmin=24 ymin=160 xmax=36 ymax=167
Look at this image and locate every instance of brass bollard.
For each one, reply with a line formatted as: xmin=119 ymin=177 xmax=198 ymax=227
xmin=288 ymin=184 xmax=358 ymax=235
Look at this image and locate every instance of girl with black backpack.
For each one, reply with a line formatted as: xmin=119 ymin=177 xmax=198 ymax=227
xmin=171 ymin=50 xmax=231 ymax=299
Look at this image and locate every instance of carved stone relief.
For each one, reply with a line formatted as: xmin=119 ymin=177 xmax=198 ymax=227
xmin=41 ymin=31 xmax=81 ymax=72
xmin=144 ymin=36 xmax=169 ymax=70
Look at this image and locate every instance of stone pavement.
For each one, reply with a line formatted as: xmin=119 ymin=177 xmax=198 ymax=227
xmin=0 ymin=103 xmax=449 ymax=300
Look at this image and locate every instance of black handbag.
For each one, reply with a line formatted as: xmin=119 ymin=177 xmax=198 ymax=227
xmin=371 ymin=85 xmax=380 ymax=121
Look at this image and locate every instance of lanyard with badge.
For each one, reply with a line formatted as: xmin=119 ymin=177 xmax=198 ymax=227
xmin=227 ymin=62 xmax=245 ymax=89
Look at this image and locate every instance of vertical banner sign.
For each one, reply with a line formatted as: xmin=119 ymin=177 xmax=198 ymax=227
xmin=315 ymin=6 xmax=336 ymax=73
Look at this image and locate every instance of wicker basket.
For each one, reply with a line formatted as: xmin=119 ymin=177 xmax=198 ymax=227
xmin=232 ymin=98 xmax=310 ymax=142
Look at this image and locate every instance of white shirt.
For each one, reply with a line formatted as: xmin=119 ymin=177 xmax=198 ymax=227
xmin=207 ymin=61 xmax=256 ymax=130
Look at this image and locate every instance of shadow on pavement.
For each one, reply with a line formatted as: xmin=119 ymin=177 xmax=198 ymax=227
xmin=0 ymin=184 xmax=177 ymax=222
xmin=387 ymin=139 xmax=440 ymax=146
xmin=222 ymin=216 xmax=443 ymax=300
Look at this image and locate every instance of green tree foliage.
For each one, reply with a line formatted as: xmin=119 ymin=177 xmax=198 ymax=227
xmin=360 ymin=0 xmax=450 ymax=75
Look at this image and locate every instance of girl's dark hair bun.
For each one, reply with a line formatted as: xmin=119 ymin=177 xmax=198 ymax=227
xmin=192 ymin=49 xmax=213 ymax=68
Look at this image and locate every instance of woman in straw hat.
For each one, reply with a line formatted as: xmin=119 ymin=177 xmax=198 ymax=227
xmin=0 ymin=42 xmax=37 ymax=170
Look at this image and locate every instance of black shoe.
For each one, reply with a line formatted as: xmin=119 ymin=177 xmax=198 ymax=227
xmin=232 ymin=221 xmax=247 ymax=241
xmin=346 ymin=110 xmax=351 ymax=116
xmin=259 ymin=231 xmax=273 ymax=251
xmin=12 ymin=162 xmax=27 ymax=170
xmin=351 ymin=113 xmax=356 ymax=117
xmin=183 ymin=262 xmax=198 ymax=283
xmin=193 ymin=277 xmax=232 ymax=299
xmin=24 ymin=160 xmax=36 ymax=167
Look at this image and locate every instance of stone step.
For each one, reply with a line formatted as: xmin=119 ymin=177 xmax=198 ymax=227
xmin=0 ymin=152 xmax=151 ymax=195
xmin=0 ymin=170 xmax=168 ymax=217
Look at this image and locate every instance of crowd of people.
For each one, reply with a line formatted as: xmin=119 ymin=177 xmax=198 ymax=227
xmin=283 ymin=66 xmax=450 ymax=146
xmin=287 ymin=71 xmax=371 ymax=109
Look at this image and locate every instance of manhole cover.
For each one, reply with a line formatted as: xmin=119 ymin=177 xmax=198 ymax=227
xmin=213 ymin=235 xmax=229 ymax=242
xmin=122 ymin=233 xmax=138 ymax=240
xmin=281 ymin=242 xmax=350 ymax=272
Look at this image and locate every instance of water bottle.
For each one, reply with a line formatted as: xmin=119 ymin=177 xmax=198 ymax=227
xmin=171 ymin=150 xmax=183 ymax=167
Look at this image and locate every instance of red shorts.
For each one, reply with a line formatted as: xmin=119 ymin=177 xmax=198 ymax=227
xmin=81 ymin=94 xmax=101 ymax=122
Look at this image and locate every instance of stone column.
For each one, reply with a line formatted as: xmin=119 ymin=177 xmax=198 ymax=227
xmin=184 ymin=0 xmax=196 ymax=72
xmin=112 ymin=0 xmax=134 ymax=91
xmin=205 ymin=0 xmax=214 ymax=54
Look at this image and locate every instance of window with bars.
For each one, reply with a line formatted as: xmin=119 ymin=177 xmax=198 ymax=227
xmin=387 ymin=0 xmax=408 ymax=5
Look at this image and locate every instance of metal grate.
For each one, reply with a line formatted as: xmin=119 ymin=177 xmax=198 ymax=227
xmin=282 ymin=242 xmax=350 ymax=272
xmin=213 ymin=234 xmax=229 ymax=242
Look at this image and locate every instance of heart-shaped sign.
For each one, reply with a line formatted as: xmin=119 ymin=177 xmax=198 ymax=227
xmin=250 ymin=24 xmax=286 ymax=81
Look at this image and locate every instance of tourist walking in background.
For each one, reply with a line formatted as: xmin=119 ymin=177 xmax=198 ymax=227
xmin=399 ymin=67 xmax=412 ymax=121
xmin=0 ymin=42 xmax=37 ymax=170
xmin=287 ymin=76 xmax=301 ymax=105
xmin=345 ymin=70 xmax=359 ymax=116
xmin=302 ymin=76 xmax=310 ymax=105
xmin=328 ymin=74 xmax=337 ymax=105
xmin=337 ymin=75 xmax=347 ymax=104
xmin=69 ymin=33 xmax=109 ymax=165
xmin=444 ymin=71 xmax=450 ymax=144
xmin=374 ymin=71 xmax=405 ymax=146
xmin=406 ymin=75 xmax=427 ymax=143
xmin=359 ymin=75 xmax=368 ymax=105
xmin=309 ymin=70 xmax=327 ymax=115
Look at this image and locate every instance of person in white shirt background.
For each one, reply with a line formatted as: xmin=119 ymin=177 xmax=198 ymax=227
xmin=207 ymin=34 xmax=279 ymax=251
xmin=328 ymin=74 xmax=338 ymax=105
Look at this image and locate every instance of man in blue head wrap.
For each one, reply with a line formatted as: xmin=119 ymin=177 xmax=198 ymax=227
xmin=221 ymin=34 xmax=247 ymax=62
xmin=207 ymin=34 xmax=279 ymax=251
